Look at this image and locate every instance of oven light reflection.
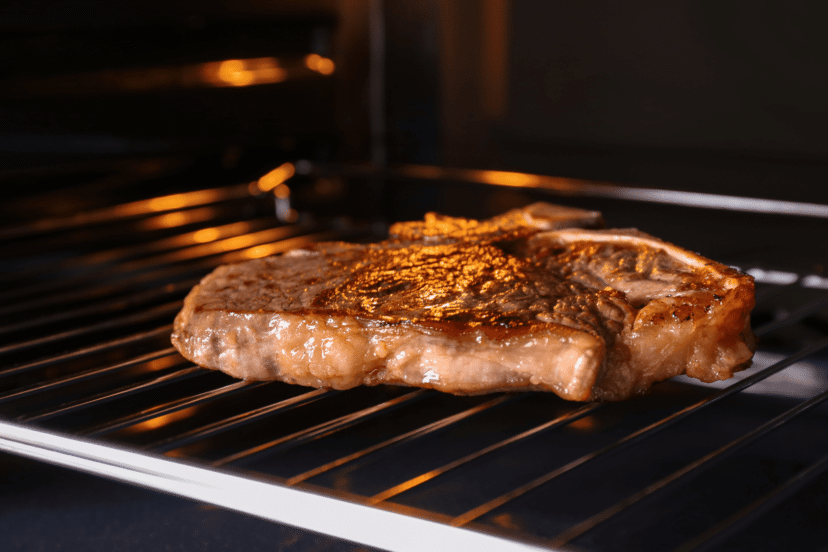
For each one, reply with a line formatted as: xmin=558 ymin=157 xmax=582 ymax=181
xmin=144 ymin=356 xmax=185 ymax=372
xmin=203 ymin=57 xmax=287 ymax=87
xmin=123 ymin=406 xmax=200 ymax=434
xmin=138 ymin=206 xmax=228 ymax=231
xmin=240 ymin=241 xmax=297 ymax=259
xmin=8 ymin=55 xmax=333 ymax=98
xmin=490 ymin=513 xmax=525 ymax=531
xmin=395 ymin=165 xmax=828 ymax=218
xmin=369 ymin=473 xmax=432 ymax=504
xmin=746 ymin=268 xmax=799 ymax=286
xmin=273 ymin=183 xmax=290 ymax=199
xmin=567 ymin=415 xmax=598 ymax=432
xmin=156 ymin=226 xmax=298 ymax=263
xmin=140 ymin=211 xmax=191 ymax=230
xmin=115 ymin=188 xmax=230 ymax=216
xmin=475 ymin=170 xmax=541 ymax=188
xmin=236 ymin=236 xmax=314 ymax=261
xmin=140 ymin=207 xmax=219 ymax=230
xmin=170 ymin=221 xmax=256 ymax=250
xmin=803 ymin=274 xmax=828 ymax=289
xmin=243 ymin=244 xmax=277 ymax=259
xmin=148 ymin=194 xmax=189 ymax=212
xmin=192 ymin=227 xmax=222 ymax=243
xmin=258 ymin=163 xmax=296 ymax=192
xmin=117 ymin=354 xmax=186 ymax=384
xmin=207 ymin=234 xmax=260 ymax=253
xmin=304 ymin=54 xmax=336 ymax=75
xmin=275 ymin=198 xmax=298 ymax=223
xmin=217 ymin=60 xmax=255 ymax=86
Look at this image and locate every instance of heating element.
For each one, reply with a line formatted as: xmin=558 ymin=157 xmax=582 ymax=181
xmin=2 ymin=159 xmax=828 ymax=551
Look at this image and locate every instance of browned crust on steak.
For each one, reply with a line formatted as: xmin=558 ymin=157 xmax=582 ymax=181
xmin=171 ymin=206 xmax=755 ymax=402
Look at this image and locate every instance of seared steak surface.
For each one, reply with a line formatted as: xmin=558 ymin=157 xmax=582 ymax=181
xmin=172 ymin=204 xmax=755 ymax=401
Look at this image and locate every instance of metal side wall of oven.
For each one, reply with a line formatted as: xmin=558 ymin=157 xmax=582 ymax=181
xmin=2 ymin=159 xmax=828 ymax=551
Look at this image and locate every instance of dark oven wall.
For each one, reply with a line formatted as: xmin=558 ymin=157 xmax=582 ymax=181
xmin=385 ymin=0 xmax=828 ymax=205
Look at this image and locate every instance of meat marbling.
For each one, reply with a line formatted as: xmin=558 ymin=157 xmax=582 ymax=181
xmin=171 ymin=204 xmax=755 ymax=401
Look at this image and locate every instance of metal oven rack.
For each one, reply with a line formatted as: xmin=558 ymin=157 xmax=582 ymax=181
xmin=2 ymin=160 xmax=828 ymax=551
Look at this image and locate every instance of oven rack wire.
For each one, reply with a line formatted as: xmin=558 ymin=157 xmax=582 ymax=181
xmin=2 ymin=164 xmax=828 ymax=551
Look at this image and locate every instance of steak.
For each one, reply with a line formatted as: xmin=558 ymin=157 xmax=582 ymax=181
xmin=171 ymin=204 xmax=755 ymax=401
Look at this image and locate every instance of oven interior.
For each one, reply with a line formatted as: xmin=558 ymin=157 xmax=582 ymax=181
xmin=4 ymin=1 xmax=828 ymax=550
xmin=2 ymin=156 xmax=828 ymax=551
